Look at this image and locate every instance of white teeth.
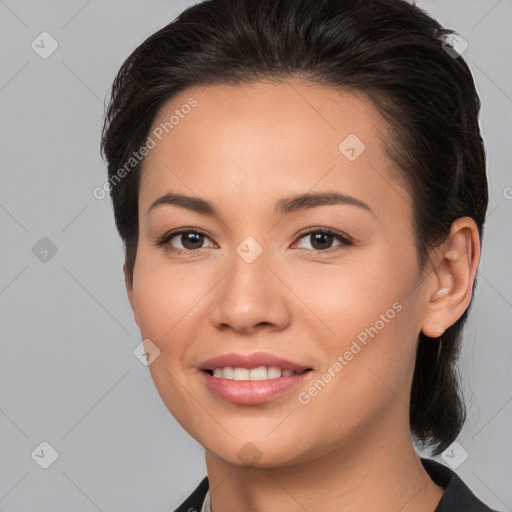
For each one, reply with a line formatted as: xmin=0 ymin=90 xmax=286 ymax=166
xmin=233 ymin=368 xmax=249 ymax=380
xmin=222 ymin=366 xmax=234 ymax=379
xmin=211 ymin=366 xmax=299 ymax=380
xmin=249 ymin=366 xmax=267 ymax=381
xmin=267 ymin=366 xmax=282 ymax=379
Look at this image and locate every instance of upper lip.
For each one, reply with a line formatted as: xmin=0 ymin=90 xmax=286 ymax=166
xmin=199 ymin=352 xmax=313 ymax=373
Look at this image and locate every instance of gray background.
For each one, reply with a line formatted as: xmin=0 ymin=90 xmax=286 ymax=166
xmin=0 ymin=0 xmax=510 ymax=510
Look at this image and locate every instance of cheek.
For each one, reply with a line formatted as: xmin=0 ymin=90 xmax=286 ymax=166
xmin=297 ymin=305 xmax=417 ymax=447
xmin=131 ymin=251 xmax=206 ymax=341
xmin=307 ymin=247 xmax=420 ymax=397
xmin=130 ymin=254 xmax=207 ymax=426
xmin=306 ymin=252 xmax=413 ymax=335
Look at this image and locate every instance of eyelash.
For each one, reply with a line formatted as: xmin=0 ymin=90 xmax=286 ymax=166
xmin=155 ymin=227 xmax=354 ymax=255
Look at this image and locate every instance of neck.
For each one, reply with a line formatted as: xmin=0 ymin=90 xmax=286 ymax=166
xmin=204 ymin=416 xmax=444 ymax=512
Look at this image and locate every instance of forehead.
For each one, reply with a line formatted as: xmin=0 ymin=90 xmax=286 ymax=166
xmin=145 ymin=80 xmax=383 ymax=163
xmin=138 ymin=80 xmax=409 ymax=222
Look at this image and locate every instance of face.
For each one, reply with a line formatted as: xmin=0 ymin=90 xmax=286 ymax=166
xmin=126 ymin=80 xmax=429 ymax=467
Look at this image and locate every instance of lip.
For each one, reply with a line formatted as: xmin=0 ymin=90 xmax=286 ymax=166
xmin=200 ymin=369 xmax=313 ymax=404
xmin=199 ymin=351 xmax=312 ymax=374
xmin=198 ymin=351 xmax=314 ymax=405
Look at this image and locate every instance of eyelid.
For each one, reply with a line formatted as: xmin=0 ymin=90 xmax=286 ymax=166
xmin=156 ymin=226 xmax=354 ymax=253
xmin=155 ymin=227 xmax=216 ymax=252
xmin=291 ymin=227 xmax=354 ymax=252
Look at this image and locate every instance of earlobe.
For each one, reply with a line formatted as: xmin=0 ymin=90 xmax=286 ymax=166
xmin=421 ymin=217 xmax=480 ymax=338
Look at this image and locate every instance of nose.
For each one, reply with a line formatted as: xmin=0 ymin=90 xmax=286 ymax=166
xmin=209 ymin=249 xmax=292 ymax=335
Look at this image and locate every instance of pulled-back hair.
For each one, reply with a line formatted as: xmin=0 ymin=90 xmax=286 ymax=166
xmin=101 ymin=0 xmax=488 ymax=455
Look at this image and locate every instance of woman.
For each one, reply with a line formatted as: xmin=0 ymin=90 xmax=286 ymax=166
xmin=101 ymin=0 xmax=498 ymax=510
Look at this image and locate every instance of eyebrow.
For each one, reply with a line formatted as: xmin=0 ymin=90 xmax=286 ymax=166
xmin=147 ymin=191 xmax=374 ymax=217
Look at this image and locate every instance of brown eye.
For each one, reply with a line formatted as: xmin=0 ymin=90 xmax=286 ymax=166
xmin=176 ymin=231 xmax=205 ymax=250
xmin=294 ymin=228 xmax=353 ymax=253
xmin=157 ymin=229 xmax=215 ymax=252
xmin=307 ymin=232 xmax=336 ymax=251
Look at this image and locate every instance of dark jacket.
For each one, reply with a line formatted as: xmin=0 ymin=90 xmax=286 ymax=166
xmin=173 ymin=458 xmax=500 ymax=511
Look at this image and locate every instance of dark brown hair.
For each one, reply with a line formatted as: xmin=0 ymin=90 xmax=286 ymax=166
xmin=101 ymin=0 xmax=488 ymax=455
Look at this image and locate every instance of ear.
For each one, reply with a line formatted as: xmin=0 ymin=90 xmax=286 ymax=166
xmin=123 ymin=263 xmax=139 ymax=326
xmin=421 ymin=217 xmax=481 ymax=338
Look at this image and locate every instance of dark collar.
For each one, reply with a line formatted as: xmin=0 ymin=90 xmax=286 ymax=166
xmin=174 ymin=475 xmax=209 ymax=512
xmin=174 ymin=458 xmax=498 ymax=511
xmin=420 ymin=458 xmax=498 ymax=511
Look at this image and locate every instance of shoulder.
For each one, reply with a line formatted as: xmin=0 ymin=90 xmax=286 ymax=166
xmin=420 ymin=458 xmax=501 ymax=512
xmin=172 ymin=476 xmax=209 ymax=512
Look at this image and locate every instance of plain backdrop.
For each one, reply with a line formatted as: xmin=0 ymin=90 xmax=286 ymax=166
xmin=1 ymin=0 xmax=511 ymax=510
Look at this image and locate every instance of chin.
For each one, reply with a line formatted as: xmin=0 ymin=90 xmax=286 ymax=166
xmin=202 ymin=434 xmax=314 ymax=469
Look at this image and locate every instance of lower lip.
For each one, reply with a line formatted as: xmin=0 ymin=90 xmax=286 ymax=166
xmin=200 ymin=370 xmax=313 ymax=404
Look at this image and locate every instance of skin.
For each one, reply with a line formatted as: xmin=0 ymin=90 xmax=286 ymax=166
xmin=125 ymin=80 xmax=480 ymax=512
